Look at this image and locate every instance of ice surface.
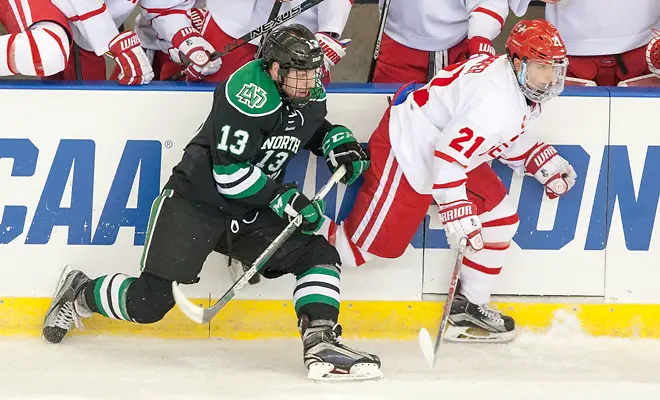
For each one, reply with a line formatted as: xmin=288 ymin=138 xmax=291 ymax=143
xmin=2 ymin=313 xmax=660 ymax=400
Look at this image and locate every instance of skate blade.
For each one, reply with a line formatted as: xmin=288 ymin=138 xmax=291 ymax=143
xmin=43 ymin=265 xmax=72 ymax=321
xmin=444 ymin=325 xmax=517 ymax=344
xmin=307 ymin=362 xmax=383 ymax=382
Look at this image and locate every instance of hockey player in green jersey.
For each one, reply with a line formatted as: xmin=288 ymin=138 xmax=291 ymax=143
xmin=41 ymin=24 xmax=380 ymax=381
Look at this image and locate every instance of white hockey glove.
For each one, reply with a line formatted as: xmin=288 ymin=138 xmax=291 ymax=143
xmin=169 ymin=27 xmax=221 ymax=81
xmin=438 ymin=200 xmax=484 ymax=253
xmin=108 ymin=31 xmax=154 ymax=85
xmin=315 ymin=32 xmax=350 ymax=77
xmin=524 ymin=143 xmax=577 ymax=199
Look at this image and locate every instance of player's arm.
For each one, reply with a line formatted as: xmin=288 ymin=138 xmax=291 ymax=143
xmin=465 ymin=0 xmax=509 ymax=56
xmin=498 ymin=130 xmax=577 ymax=199
xmin=0 ymin=21 xmax=70 ymax=77
xmin=52 ymin=0 xmax=154 ymax=84
xmin=305 ymin=119 xmax=370 ymax=185
xmin=140 ymin=0 xmax=221 ymax=80
xmin=314 ymin=0 xmax=352 ymax=76
xmin=431 ymin=107 xmax=503 ymax=253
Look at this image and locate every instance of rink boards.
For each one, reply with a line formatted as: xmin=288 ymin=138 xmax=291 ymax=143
xmin=1 ymin=82 xmax=660 ymax=339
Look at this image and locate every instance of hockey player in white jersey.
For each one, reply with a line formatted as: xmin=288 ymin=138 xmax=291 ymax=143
xmin=157 ymin=0 xmax=352 ymax=82
xmin=320 ymin=19 xmax=577 ymax=342
xmin=510 ymin=0 xmax=660 ymax=86
xmin=372 ymin=0 xmax=509 ymax=83
xmin=49 ymin=0 xmax=220 ymax=84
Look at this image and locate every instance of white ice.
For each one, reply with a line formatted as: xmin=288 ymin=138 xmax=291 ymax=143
xmin=2 ymin=313 xmax=660 ymax=400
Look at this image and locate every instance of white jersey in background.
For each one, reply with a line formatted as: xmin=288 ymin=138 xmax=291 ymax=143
xmin=509 ymin=0 xmax=660 ymax=56
xmin=382 ymin=0 xmax=508 ymax=51
xmin=52 ymin=0 xmax=197 ymax=55
xmin=207 ymin=0 xmax=352 ymax=45
xmin=389 ymin=54 xmax=538 ymax=204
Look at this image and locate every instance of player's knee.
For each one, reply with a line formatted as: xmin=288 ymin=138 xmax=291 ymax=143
xmin=125 ymin=273 xmax=176 ymax=324
xmin=481 ymin=213 xmax=519 ymax=244
xmin=308 ymin=235 xmax=342 ymax=267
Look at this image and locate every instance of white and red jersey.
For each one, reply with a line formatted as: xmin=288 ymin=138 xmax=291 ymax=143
xmin=207 ymin=0 xmax=352 ymax=45
xmin=510 ymin=0 xmax=660 ymax=56
xmin=389 ymin=55 xmax=539 ymax=205
xmin=382 ymin=0 xmax=508 ymax=52
xmin=0 ymin=0 xmax=72 ymax=76
xmin=51 ymin=0 xmax=197 ymax=55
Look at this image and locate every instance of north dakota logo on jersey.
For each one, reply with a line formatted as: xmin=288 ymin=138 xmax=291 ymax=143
xmin=236 ymin=83 xmax=268 ymax=109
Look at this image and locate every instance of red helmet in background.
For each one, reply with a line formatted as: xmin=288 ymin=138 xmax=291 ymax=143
xmin=646 ymin=28 xmax=660 ymax=76
xmin=506 ymin=20 xmax=568 ymax=103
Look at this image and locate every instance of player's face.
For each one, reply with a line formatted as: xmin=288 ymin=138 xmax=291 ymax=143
xmin=526 ymin=61 xmax=560 ymax=88
xmin=281 ymin=68 xmax=318 ymax=98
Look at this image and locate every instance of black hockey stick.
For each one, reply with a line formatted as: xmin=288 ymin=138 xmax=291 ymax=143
xmin=165 ymin=0 xmax=326 ymax=81
xmin=427 ymin=51 xmax=436 ymax=82
xmin=172 ymin=166 xmax=347 ymax=324
xmin=254 ymin=0 xmax=284 ymax=59
xmin=366 ymin=0 xmax=391 ymax=83
xmin=418 ymin=237 xmax=467 ymax=368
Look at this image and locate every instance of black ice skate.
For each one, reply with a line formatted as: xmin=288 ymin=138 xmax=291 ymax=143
xmin=42 ymin=268 xmax=92 ymax=344
xmin=299 ymin=316 xmax=383 ymax=381
xmin=446 ymin=293 xmax=517 ymax=343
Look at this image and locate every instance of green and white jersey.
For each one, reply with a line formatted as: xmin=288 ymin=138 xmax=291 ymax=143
xmin=166 ymin=59 xmax=331 ymax=216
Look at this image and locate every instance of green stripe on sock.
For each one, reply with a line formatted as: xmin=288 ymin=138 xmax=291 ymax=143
xmin=297 ymin=267 xmax=340 ymax=280
xmin=294 ymin=294 xmax=340 ymax=314
xmin=117 ymin=277 xmax=136 ymax=321
xmin=93 ymin=276 xmax=109 ymax=318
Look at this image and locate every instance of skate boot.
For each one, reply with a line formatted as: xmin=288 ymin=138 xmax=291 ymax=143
xmin=298 ymin=316 xmax=383 ymax=381
xmin=446 ymin=293 xmax=516 ymax=343
xmin=43 ymin=269 xmax=92 ymax=344
xmin=227 ymin=257 xmax=261 ymax=285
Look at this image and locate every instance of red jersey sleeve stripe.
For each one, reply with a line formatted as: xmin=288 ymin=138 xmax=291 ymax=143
xmin=473 ymin=7 xmax=505 ymax=29
xmin=42 ymin=27 xmax=68 ymax=65
xmin=25 ymin=31 xmax=44 ymax=77
xmin=433 ymin=179 xmax=467 ymax=190
xmin=69 ymin=4 xmax=107 ymax=22
xmin=434 ymin=150 xmax=468 ymax=168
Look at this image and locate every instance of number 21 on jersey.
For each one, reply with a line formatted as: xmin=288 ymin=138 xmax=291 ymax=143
xmin=449 ymin=127 xmax=485 ymax=158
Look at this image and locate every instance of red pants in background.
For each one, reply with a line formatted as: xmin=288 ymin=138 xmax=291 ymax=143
xmin=43 ymin=45 xmax=107 ymax=81
xmin=371 ymin=33 xmax=470 ymax=84
xmin=567 ymin=44 xmax=651 ymax=86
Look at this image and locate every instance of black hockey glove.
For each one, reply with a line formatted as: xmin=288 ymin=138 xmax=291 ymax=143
xmin=321 ymin=126 xmax=370 ymax=185
xmin=269 ymin=183 xmax=326 ymax=235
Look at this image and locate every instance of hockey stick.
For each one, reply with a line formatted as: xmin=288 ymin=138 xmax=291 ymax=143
xmin=418 ymin=237 xmax=467 ymax=368
xmin=172 ymin=165 xmax=347 ymax=324
xmin=427 ymin=51 xmax=436 ymax=82
xmin=366 ymin=0 xmax=391 ymax=83
xmin=165 ymin=0 xmax=326 ymax=81
xmin=254 ymin=0 xmax=284 ymax=60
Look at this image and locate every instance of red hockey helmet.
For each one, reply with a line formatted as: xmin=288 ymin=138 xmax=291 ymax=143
xmin=506 ymin=20 xmax=568 ymax=103
xmin=646 ymin=28 xmax=660 ymax=76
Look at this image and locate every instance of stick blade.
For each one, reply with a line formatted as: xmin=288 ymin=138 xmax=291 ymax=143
xmin=418 ymin=327 xmax=435 ymax=369
xmin=171 ymin=281 xmax=206 ymax=324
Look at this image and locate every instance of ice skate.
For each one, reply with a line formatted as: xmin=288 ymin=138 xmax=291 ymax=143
xmin=42 ymin=268 xmax=92 ymax=344
xmin=299 ymin=316 xmax=383 ymax=381
xmin=446 ymin=293 xmax=516 ymax=343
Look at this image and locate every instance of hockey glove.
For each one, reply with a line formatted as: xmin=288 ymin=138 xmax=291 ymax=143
xmin=468 ymin=36 xmax=496 ymax=57
xmin=438 ymin=200 xmax=484 ymax=253
xmin=315 ymin=32 xmax=350 ymax=78
xmin=269 ymin=184 xmax=326 ymax=235
xmin=321 ymin=126 xmax=370 ymax=185
xmin=524 ymin=143 xmax=577 ymax=199
xmin=108 ymin=31 xmax=154 ymax=85
xmin=169 ymin=27 xmax=221 ymax=81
